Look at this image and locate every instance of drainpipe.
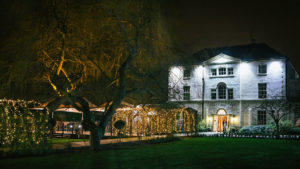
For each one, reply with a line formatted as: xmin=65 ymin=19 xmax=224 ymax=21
xmin=202 ymin=65 xmax=205 ymax=120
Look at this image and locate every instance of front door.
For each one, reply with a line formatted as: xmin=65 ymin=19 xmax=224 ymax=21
xmin=217 ymin=116 xmax=228 ymax=132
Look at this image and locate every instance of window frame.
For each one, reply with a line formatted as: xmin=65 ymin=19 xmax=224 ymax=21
xmin=211 ymin=69 xmax=217 ymax=76
xmin=183 ymin=86 xmax=190 ymax=101
xmin=258 ymin=64 xmax=267 ymax=75
xmin=211 ymin=89 xmax=216 ymax=100
xmin=258 ymin=83 xmax=267 ymax=99
xmin=183 ymin=68 xmax=191 ymax=80
xmin=218 ymin=84 xmax=227 ymax=99
xmin=218 ymin=67 xmax=227 ymax=76
xmin=227 ymin=88 xmax=234 ymax=99
xmin=227 ymin=67 xmax=234 ymax=75
xmin=257 ymin=110 xmax=267 ymax=125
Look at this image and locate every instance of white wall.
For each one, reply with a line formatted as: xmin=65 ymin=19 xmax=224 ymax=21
xmin=168 ymin=59 xmax=286 ymax=101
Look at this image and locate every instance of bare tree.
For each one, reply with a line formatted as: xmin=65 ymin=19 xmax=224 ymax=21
xmin=256 ymin=96 xmax=296 ymax=138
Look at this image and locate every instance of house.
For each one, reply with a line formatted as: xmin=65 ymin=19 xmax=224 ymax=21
xmin=168 ymin=43 xmax=300 ymax=132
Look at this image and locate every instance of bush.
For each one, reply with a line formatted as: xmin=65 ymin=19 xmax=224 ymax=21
xmin=0 ymin=99 xmax=51 ymax=156
xmin=238 ymin=125 xmax=266 ymax=135
xmin=229 ymin=126 xmax=240 ymax=133
xmin=197 ymin=119 xmax=211 ymax=132
xmin=290 ymin=128 xmax=300 ymax=135
xmin=279 ymin=120 xmax=293 ymax=134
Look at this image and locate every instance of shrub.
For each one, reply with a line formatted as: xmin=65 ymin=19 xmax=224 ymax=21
xmin=290 ymin=128 xmax=300 ymax=135
xmin=279 ymin=120 xmax=294 ymax=134
xmin=197 ymin=119 xmax=211 ymax=132
xmin=238 ymin=125 xmax=266 ymax=135
xmin=229 ymin=126 xmax=240 ymax=133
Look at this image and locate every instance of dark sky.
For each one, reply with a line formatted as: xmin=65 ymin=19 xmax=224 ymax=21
xmin=162 ymin=0 xmax=300 ymax=72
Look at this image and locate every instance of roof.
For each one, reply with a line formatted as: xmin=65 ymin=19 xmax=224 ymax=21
xmin=173 ymin=43 xmax=286 ymax=66
xmin=32 ymin=97 xmax=98 ymax=112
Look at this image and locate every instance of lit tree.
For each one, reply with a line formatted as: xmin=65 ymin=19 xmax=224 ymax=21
xmin=0 ymin=0 xmax=174 ymax=151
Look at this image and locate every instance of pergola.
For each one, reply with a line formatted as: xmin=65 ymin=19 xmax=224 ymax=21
xmin=32 ymin=99 xmax=198 ymax=136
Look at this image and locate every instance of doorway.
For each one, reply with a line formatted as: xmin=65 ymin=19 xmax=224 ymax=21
xmin=217 ymin=116 xmax=228 ymax=132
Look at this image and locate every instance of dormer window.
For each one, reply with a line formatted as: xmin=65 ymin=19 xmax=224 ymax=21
xmin=218 ymin=68 xmax=226 ymax=75
xmin=183 ymin=68 xmax=191 ymax=79
xmin=258 ymin=64 xmax=267 ymax=75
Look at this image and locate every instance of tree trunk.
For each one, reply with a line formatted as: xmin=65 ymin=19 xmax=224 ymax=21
xmin=90 ymin=127 xmax=100 ymax=151
xmin=275 ymin=122 xmax=280 ymax=139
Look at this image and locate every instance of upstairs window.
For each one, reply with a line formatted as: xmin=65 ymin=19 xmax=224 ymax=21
xmin=258 ymin=64 xmax=267 ymax=75
xmin=257 ymin=110 xmax=267 ymax=125
xmin=218 ymin=83 xmax=227 ymax=99
xmin=219 ymin=68 xmax=227 ymax=75
xmin=211 ymin=89 xmax=216 ymax=99
xmin=183 ymin=68 xmax=191 ymax=79
xmin=228 ymin=68 xmax=234 ymax=75
xmin=258 ymin=83 xmax=267 ymax=98
xmin=183 ymin=86 xmax=190 ymax=100
xmin=228 ymin=89 xmax=233 ymax=99
xmin=211 ymin=69 xmax=217 ymax=76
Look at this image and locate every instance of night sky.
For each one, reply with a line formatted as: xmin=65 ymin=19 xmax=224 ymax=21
xmin=162 ymin=0 xmax=300 ymax=72
xmin=0 ymin=0 xmax=300 ymax=72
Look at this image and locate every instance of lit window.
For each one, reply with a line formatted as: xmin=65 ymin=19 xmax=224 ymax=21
xmin=211 ymin=89 xmax=216 ymax=99
xmin=183 ymin=68 xmax=191 ymax=79
xmin=258 ymin=64 xmax=267 ymax=75
xmin=257 ymin=110 xmax=266 ymax=125
xmin=258 ymin=83 xmax=267 ymax=98
xmin=218 ymin=68 xmax=226 ymax=75
xmin=211 ymin=69 xmax=217 ymax=76
xmin=183 ymin=86 xmax=190 ymax=100
xmin=218 ymin=84 xmax=226 ymax=99
xmin=228 ymin=89 xmax=233 ymax=99
xmin=228 ymin=68 xmax=234 ymax=75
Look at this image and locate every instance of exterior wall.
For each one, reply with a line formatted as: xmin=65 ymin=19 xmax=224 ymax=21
xmin=168 ymin=57 xmax=293 ymax=129
xmin=169 ymin=59 xmax=286 ymax=101
xmin=240 ymin=59 xmax=286 ymax=100
xmin=203 ymin=63 xmax=241 ymax=100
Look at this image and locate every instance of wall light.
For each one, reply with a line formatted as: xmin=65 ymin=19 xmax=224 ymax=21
xmin=270 ymin=61 xmax=282 ymax=72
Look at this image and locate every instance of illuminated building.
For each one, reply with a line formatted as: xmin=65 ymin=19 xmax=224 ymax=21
xmin=168 ymin=43 xmax=300 ymax=132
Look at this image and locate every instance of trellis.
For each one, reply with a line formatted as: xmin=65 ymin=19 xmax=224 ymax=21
xmin=108 ymin=106 xmax=197 ymax=136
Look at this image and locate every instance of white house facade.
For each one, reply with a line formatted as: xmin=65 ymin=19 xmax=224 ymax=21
xmin=168 ymin=43 xmax=300 ymax=132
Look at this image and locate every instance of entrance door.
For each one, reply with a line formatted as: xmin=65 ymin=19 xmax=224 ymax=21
xmin=217 ymin=116 xmax=228 ymax=132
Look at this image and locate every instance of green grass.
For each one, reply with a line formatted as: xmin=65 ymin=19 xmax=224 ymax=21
xmin=1 ymin=137 xmax=300 ymax=169
xmin=48 ymin=138 xmax=88 ymax=144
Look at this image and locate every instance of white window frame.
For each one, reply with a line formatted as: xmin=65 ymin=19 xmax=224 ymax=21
xmin=183 ymin=86 xmax=190 ymax=101
xmin=258 ymin=83 xmax=267 ymax=99
xmin=258 ymin=64 xmax=267 ymax=75
xmin=218 ymin=67 xmax=227 ymax=76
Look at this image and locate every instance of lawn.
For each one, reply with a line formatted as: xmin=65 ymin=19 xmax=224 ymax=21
xmin=1 ymin=137 xmax=300 ymax=169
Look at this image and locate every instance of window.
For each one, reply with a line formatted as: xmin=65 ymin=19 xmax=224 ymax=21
xmin=218 ymin=68 xmax=226 ymax=75
xmin=258 ymin=64 xmax=267 ymax=75
xmin=258 ymin=83 xmax=267 ymax=98
xmin=183 ymin=68 xmax=191 ymax=79
xmin=211 ymin=89 xmax=216 ymax=99
xmin=257 ymin=110 xmax=266 ymax=125
xmin=228 ymin=89 xmax=233 ymax=99
xmin=218 ymin=84 xmax=226 ymax=99
xmin=228 ymin=68 xmax=234 ymax=75
xmin=183 ymin=86 xmax=190 ymax=100
xmin=211 ymin=69 xmax=217 ymax=76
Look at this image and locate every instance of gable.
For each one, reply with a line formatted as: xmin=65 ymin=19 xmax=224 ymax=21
xmin=205 ymin=53 xmax=240 ymax=64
